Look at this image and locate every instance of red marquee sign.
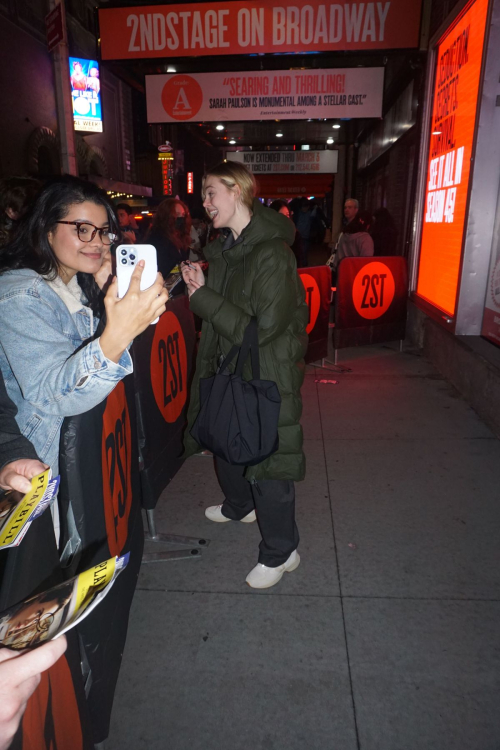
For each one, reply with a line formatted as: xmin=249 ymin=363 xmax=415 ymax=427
xmin=99 ymin=1 xmax=423 ymax=60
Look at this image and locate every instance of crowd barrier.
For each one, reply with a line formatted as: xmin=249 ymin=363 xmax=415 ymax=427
xmin=297 ymin=265 xmax=331 ymax=363
xmin=1 ymin=295 xmax=198 ymax=746
xmin=333 ymin=256 xmax=408 ymax=354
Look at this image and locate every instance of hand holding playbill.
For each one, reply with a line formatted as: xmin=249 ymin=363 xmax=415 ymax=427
xmin=0 ymin=469 xmax=60 ymax=550
xmin=0 ymin=553 xmax=129 ymax=651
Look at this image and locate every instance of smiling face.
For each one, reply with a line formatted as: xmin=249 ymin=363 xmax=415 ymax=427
xmin=48 ymin=200 xmax=109 ymax=282
xmin=202 ymin=176 xmax=239 ymax=230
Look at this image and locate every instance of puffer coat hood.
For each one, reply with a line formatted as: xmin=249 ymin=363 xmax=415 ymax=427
xmin=185 ymin=199 xmax=308 ymax=482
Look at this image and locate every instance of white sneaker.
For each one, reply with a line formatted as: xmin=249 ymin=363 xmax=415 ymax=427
xmin=205 ymin=505 xmax=256 ymax=523
xmin=245 ymin=550 xmax=300 ymax=589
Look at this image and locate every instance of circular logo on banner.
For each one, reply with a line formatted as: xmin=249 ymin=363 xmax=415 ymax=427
xmin=151 ymin=311 xmax=188 ymax=423
xmin=352 ymin=262 xmax=396 ymax=320
xmin=101 ymin=381 xmax=132 ymax=557
xmin=161 ymin=75 xmax=203 ymax=121
xmin=300 ymin=273 xmax=321 ymax=334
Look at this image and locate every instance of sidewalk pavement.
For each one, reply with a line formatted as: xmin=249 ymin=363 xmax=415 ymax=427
xmin=109 ymin=343 xmax=500 ymax=750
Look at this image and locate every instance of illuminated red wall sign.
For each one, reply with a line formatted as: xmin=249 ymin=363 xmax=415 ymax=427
xmin=159 ymin=152 xmax=174 ymax=195
xmin=416 ymin=0 xmax=489 ymax=317
xmin=187 ymin=172 xmax=194 ymax=194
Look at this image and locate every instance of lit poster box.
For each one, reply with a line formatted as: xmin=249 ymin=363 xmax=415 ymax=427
xmin=69 ymin=57 xmax=103 ymax=133
xmin=416 ymin=0 xmax=489 ymax=317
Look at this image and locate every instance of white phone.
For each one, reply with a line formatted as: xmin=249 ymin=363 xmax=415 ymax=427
xmin=116 ymin=244 xmax=159 ymax=324
xmin=116 ymin=244 xmax=158 ymax=297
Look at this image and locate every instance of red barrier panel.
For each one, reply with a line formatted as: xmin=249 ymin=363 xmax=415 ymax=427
xmin=132 ymin=295 xmax=197 ymax=510
xmin=334 ymin=256 xmax=408 ymax=349
xmin=298 ymin=265 xmax=331 ymax=363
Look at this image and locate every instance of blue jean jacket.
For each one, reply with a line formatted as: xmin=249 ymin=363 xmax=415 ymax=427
xmin=0 ymin=269 xmax=133 ymax=474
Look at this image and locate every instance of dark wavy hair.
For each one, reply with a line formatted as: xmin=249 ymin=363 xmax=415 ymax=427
xmin=148 ymin=198 xmax=192 ymax=250
xmin=0 ymin=175 xmax=117 ymax=312
xmin=345 ymin=210 xmax=373 ymax=235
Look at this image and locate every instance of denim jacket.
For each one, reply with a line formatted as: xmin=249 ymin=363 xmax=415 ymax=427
xmin=0 ymin=268 xmax=133 ymax=474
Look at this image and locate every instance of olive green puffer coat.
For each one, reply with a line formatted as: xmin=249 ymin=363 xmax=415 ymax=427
xmin=184 ymin=199 xmax=309 ymax=482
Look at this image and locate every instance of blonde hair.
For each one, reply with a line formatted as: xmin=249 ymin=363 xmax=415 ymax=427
xmin=202 ymin=162 xmax=256 ymax=212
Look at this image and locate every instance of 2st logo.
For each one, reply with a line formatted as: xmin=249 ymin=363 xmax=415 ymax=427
xmin=352 ymin=262 xmax=395 ymax=320
xmin=151 ymin=311 xmax=188 ymax=423
xmin=102 ymin=381 xmax=132 ymax=557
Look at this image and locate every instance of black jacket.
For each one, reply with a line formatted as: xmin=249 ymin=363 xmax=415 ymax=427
xmin=0 ymin=371 xmax=38 ymax=471
xmin=148 ymin=230 xmax=189 ymax=278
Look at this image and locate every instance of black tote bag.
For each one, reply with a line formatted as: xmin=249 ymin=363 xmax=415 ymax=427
xmin=190 ymin=318 xmax=281 ymax=465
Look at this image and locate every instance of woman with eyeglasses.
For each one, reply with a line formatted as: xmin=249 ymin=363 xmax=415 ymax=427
xmin=0 ymin=176 xmax=168 ymax=548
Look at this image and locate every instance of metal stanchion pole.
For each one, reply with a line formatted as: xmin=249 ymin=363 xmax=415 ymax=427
xmin=142 ymin=509 xmax=209 ymax=563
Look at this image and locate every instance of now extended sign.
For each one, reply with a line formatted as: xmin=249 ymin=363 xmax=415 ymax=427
xmin=99 ymin=1 xmax=423 ymax=60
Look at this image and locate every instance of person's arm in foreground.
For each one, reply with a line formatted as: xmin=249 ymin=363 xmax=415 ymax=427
xmin=0 ymin=373 xmax=47 ymax=494
xmin=0 ymin=637 xmax=67 ymax=750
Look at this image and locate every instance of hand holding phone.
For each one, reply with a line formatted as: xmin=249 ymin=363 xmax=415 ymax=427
xmin=116 ymin=244 xmax=158 ymax=298
xmin=99 ymin=263 xmax=169 ymax=363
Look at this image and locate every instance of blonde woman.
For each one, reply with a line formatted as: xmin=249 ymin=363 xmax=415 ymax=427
xmin=182 ymin=162 xmax=308 ymax=589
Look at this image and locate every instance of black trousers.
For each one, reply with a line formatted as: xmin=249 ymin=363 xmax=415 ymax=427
xmin=215 ymin=457 xmax=300 ymax=567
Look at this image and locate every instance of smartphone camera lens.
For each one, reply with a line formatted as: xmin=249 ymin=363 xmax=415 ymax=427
xmin=129 ymin=254 xmax=135 ymax=261
xmin=121 ymin=258 xmax=127 ymax=264
xmin=121 ymin=249 xmax=127 ymax=256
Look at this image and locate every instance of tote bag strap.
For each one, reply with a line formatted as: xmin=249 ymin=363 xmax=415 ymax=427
xmin=235 ymin=318 xmax=260 ymax=380
xmin=218 ymin=318 xmax=260 ymax=378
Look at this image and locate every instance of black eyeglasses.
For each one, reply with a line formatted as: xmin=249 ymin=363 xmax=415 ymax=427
xmin=56 ymin=221 xmax=118 ymax=245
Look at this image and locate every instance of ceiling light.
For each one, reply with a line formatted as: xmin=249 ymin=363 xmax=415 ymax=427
xmin=332 ymin=124 xmax=341 ymax=129
xmin=276 ymin=132 xmax=283 ymax=137
xmin=167 ymin=66 xmax=176 ymax=73
xmin=229 ymin=139 xmax=236 ymax=144
xmin=216 ymin=124 xmax=225 ymax=131
xmin=301 ymin=145 xmax=310 ymax=150
xmin=327 ymin=137 xmax=334 ymax=144
xmin=432 ymin=131 xmax=442 ymax=135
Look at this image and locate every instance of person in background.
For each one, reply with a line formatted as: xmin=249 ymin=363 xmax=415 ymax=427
xmin=0 ymin=369 xmax=68 ymax=750
xmin=309 ymin=199 xmax=327 ymax=245
xmin=147 ymin=198 xmax=192 ymax=277
xmin=0 ymin=176 xmax=167 ymax=560
xmin=189 ymin=212 xmax=208 ymax=262
xmin=292 ymin=197 xmax=313 ymax=267
xmin=343 ymin=198 xmax=359 ymax=226
xmin=327 ymin=198 xmax=361 ymax=270
xmin=269 ymin=200 xmax=304 ymax=268
xmin=333 ymin=209 xmax=374 ymax=273
xmin=182 ymin=161 xmax=308 ymax=590
xmin=371 ymin=207 xmax=399 ymax=256
xmin=0 ymin=178 xmax=41 ymax=248
xmin=115 ymin=203 xmax=142 ymax=244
